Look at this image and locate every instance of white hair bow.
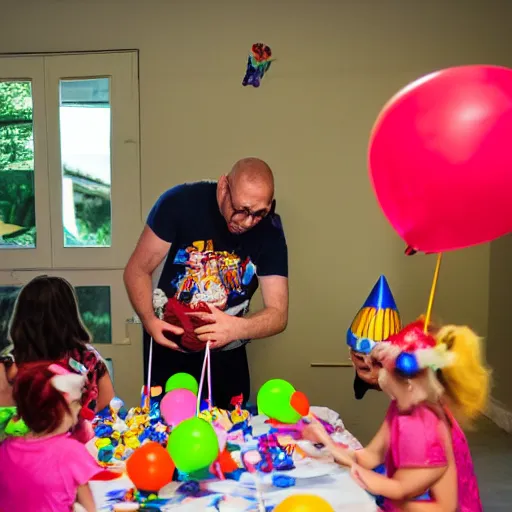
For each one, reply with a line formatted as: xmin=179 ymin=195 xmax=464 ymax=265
xmin=49 ymin=364 xmax=86 ymax=403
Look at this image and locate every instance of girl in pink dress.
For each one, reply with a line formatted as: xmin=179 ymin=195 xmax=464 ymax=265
xmin=303 ymin=318 xmax=489 ymax=512
xmin=0 ymin=361 xmax=101 ymax=511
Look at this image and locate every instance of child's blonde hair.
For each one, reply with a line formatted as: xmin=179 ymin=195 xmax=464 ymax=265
xmin=435 ymin=325 xmax=491 ymax=426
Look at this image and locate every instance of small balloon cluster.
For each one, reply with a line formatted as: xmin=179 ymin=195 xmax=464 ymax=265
xmin=92 ymin=397 xmax=169 ymax=465
xmin=122 ymin=372 xmax=222 ymax=495
xmin=257 ymin=379 xmax=310 ymax=424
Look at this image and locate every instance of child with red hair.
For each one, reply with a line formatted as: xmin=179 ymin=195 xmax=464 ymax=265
xmin=0 ymin=361 xmax=101 ymax=511
xmin=303 ymin=319 xmax=489 ymax=512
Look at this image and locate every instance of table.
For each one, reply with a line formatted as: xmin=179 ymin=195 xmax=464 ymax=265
xmin=89 ymin=407 xmax=378 ymax=512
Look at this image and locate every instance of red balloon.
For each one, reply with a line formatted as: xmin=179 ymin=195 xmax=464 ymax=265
xmin=291 ymin=391 xmax=310 ymax=416
xmin=369 ymin=65 xmax=512 ymax=253
xmin=126 ymin=442 xmax=175 ymax=492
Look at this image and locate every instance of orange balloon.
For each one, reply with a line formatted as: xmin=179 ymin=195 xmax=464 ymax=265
xmin=126 ymin=442 xmax=175 ymax=492
xmin=290 ymin=391 xmax=310 ymax=416
xmin=274 ymin=495 xmax=334 ymax=512
xmin=217 ymin=448 xmax=239 ymax=474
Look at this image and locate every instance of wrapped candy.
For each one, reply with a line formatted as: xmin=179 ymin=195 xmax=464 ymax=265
xmin=95 ymin=438 xmax=112 ymax=449
xmin=98 ymin=445 xmax=114 ymax=463
xmin=94 ymin=424 xmax=113 ymax=438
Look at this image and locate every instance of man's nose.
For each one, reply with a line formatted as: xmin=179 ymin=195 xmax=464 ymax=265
xmin=241 ymin=215 xmax=256 ymax=229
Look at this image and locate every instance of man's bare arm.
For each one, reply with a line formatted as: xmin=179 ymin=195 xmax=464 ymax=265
xmin=238 ymin=275 xmax=288 ymax=339
xmin=124 ymin=225 xmax=170 ymax=325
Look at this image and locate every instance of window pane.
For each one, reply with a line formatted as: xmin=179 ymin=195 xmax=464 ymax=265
xmin=0 ymin=81 xmax=36 ymax=249
xmin=0 ymin=284 xmax=112 ymax=351
xmin=75 ymin=285 xmax=112 ymax=344
xmin=59 ymin=78 xmax=112 ymax=248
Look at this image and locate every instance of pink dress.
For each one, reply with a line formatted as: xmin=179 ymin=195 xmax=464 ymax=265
xmin=382 ymin=401 xmax=482 ymax=512
xmin=0 ymin=433 xmax=101 ymax=511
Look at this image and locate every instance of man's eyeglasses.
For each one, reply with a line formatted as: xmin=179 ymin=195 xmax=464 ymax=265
xmin=226 ymin=180 xmax=275 ymax=220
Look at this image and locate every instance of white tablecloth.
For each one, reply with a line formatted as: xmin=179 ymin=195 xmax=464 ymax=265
xmin=89 ymin=409 xmax=378 ymax=512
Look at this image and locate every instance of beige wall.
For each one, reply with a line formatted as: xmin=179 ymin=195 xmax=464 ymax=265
xmin=488 ymin=235 xmax=512 ymax=411
xmin=1 ymin=0 xmax=510 ymax=442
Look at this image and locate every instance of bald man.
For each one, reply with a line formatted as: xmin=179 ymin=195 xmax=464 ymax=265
xmin=124 ymin=158 xmax=288 ymax=409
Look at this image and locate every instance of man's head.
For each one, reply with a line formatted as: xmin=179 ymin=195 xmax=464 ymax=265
xmin=217 ymin=158 xmax=275 ymax=235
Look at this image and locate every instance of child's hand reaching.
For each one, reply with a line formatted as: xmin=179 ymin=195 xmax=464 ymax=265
xmin=351 ymin=462 xmax=371 ymax=490
xmin=302 ymin=418 xmax=332 ymax=446
xmin=302 ymin=417 xmax=356 ymax=468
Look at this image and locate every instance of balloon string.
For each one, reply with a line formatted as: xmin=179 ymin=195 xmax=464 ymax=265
xmin=197 ymin=341 xmax=212 ymax=415
xmin=145 ymin=337 xmax=153 ymax=412
xmin=424 ymin=253 xmax=443 ymax=333
xmin=241 ymin=453 xmax=265 ymax=511
xmin=207 ymin=342 xmax=212 ymax=408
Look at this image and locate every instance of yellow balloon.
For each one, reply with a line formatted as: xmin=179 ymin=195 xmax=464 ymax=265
xmin=273 ymin=494 xmax=335 ymax=512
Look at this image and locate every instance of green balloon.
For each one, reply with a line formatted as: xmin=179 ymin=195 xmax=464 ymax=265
xmin=167 ymin=417 xmax=219 ymax=473
xmin=165 ymin=373 xmax=199 ymax=395
xmin=257 ymin=378 xmax=301 ymax=424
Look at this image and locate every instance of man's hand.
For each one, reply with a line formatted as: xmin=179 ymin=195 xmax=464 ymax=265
xmin=189 ymin=305 xmax=244 ymax=350
xmin=146 ymin=317 xmax=185 ymax=351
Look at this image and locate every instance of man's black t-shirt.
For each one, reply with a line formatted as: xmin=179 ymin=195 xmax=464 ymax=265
xmin=147 ymin=180 xmax=288 ymax=351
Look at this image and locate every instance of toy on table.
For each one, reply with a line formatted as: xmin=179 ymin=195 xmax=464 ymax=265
xmin=242 ymin=43 xmax=274 ymax=88
xmin=347 ymin=275 xmax=402 ymax=400
xmin=104 ymin=486 xmax=174 ymax=510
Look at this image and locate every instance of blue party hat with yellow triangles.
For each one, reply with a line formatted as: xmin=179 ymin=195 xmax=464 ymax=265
xmin=347 ymin=275 xmax=401 ymax=354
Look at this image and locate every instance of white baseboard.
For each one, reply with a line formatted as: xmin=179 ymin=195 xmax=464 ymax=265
xmin=484 ymin=397 xmax=512 ymax=434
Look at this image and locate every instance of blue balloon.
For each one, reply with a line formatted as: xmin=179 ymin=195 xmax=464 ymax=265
xmin=396 ymin=352 xmax=420 ymax=376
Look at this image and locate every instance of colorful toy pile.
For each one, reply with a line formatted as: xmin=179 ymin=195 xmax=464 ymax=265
xmin=92 ymin=397 xmax=169 ymax=465
xmin=198 ymin=394 xmax=253 ymax=445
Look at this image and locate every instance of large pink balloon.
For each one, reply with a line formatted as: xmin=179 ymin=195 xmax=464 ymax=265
xmin=160 ymin=389 xmax=196 ymax=427
xmin=369 ymin=65 xmax=512 ymax=253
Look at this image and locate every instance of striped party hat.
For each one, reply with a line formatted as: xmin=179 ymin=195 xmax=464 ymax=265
xmin=347 ymin=275 xmax=401 ymax=354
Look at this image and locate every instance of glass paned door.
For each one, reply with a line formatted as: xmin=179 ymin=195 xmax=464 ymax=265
xmin=0 ymin=57 xmax=51 ymax=269
xmin=45 ymin=52 xmax=141 ymax=269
